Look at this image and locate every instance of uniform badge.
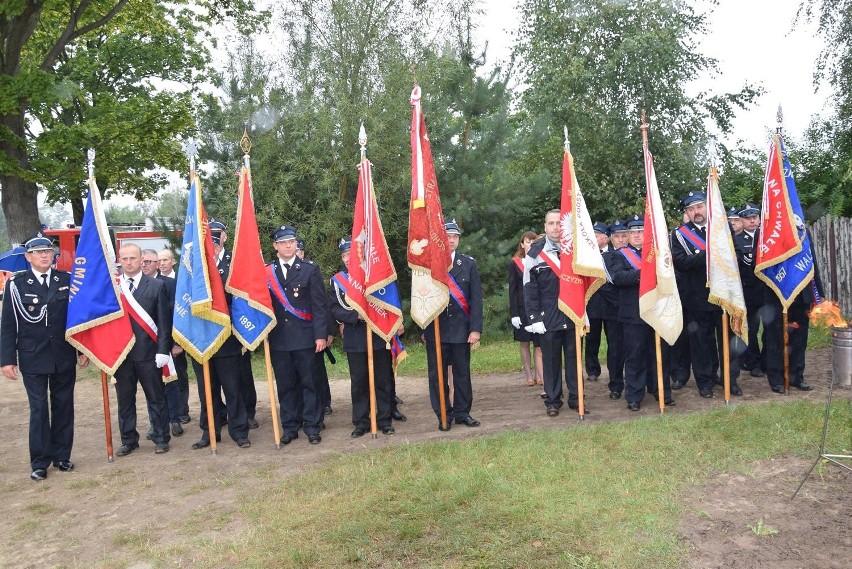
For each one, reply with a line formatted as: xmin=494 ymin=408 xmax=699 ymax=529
xmin=53 ymin=275 xmax=59 ymax=282
xmin=456 ymin=259 xmax=462 ymax=266
xmin=293 ymin=287 xmax=299 ymax=298
xmin=33 ymin=298 xmax=39 ymax=304
xmin=219 ymin=268 xmax=224 ymax=274
xmin=28 ymin=306 xmax=34 ymax=312
xmin=27 ymin=279 xmax=34 ymax=284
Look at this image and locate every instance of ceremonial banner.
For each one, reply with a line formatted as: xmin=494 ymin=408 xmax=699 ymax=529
xmin=557 ymin=146 xmax=606 ymax=328
xmin=65 ymin=177 xmax=134 ymax=374
xmin=225 ymin=166 xmax=276 ymax=350
xmin=173 ymin=175 xmax=231 ymax=363
xmin=639 ymin=142 xmax=683 ymax=345
xmin=756 ymin=135 xmax=815 ymax=310
xmin=408 ymin=85 xmax=452 ymax=328
xmin=348 ymin=132 xmax=404 ymax=342
xmin=706 ymin=167 xmax=748 ymax=340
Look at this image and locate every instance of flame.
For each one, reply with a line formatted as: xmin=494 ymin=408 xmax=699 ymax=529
xmin=808 ymin=300 xmax=848 ymax=329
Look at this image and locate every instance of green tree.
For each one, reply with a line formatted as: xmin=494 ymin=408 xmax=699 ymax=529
xmin=514 ymin=0 xmax=761 ymax=224
xmin=0 ymin=0 xmax=265 ymax=243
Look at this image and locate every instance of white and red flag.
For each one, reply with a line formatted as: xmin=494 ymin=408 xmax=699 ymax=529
xmin=705 ymin=166 xmax=748 ymax=341
xmin=347 ymin=124 xmax=404 ymax=342
xmin=556 ymin=140 xmax=606 ymax=329
xmin=638 ymin=139 xmax=683 ymax=345
xmin=408 ymin=85 xmax=452 ymax=328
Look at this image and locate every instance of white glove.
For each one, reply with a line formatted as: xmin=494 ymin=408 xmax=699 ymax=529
xmin=155 ymin=354 xmax=170 ymax=368
xmin=511 ymin=317 xmax=522 ymax=329
xmin=525 ymin=322 xmax=547 ymax=334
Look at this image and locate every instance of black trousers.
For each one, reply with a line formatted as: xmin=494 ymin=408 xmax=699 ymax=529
xmin=539 ymin=328 xmax=578 ymax=409
xmin=685 ymin=310 xmax=722 ymax=393
xmin=270 ymin=347 xmax=322 ymax=436
xmin=315 ymin=351 xmax=332 ymax=413
xmin=191 ymin=355 xmax=249 ymax=442
xmin=604 ymin=318 xmax=625 ymax=394
xmin=669 ymin=308 xmax=692 ymax=383
xmin=239 ymin=351 xmax=257 ymax=419
xmin=740 ymin=301 xmax=767 ymax=372
xmin=114 ymin=359 xmax=170 ymax=446
xmin=584 ymin=317 xmax=605 ymax=377
xmin=22 ymin=369 xmax=75 ymax=470
xmin=347 ymin=349 xmax=392 ymax=429
xmin=164 ymin=351 xmax=189 ymax=422
xmin=425 ymin=338 xmax=474 ymax=420
xmin=622 ymin=322 xmax=672 ymax=404
xmin=764 ymin=299 xmax=809 ymax=388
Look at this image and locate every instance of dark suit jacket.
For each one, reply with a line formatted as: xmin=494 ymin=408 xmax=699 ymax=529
xmin=267 ymin=257 xmax=329 ymax=352
xmin=329 ymin=271 xmax=389 ymax=353
xmin=1 ymin=269 xmax=78 ymax=374
xmin=606 ymin=245 xmax=642 ymax=325
xmin=671 ymin=222 xmax=719 ymax=313
xmin=508 ymin=258 xmax=530 ymax=327
xmin=424 ymin=252 xmax=483 ymax=343
xmin=523 ymin=238 xmax=573 ymax=332
xmin=733 ymin=229 xmax=766 ymax=307
xmin=125 ymin=273 xmax=172 ymax=361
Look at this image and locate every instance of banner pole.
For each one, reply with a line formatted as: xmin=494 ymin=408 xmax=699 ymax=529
xmin=367 ymin=328 xmax=378 ymax=438
xmin=722 ymin=312 xmax=731 ymax=405
xmin=434 ymin=318 xmax=449 ymax=430
xmin=575 ymin=327 xmax=585 ymax=420
xmin=203 ymin=360 xmax=217 ymax=455
xmin=263 ymin=339 xmax=282 ymax=449
xmin=101 ymin=371 xmax=114 ymax=462
xmin=655 ymin=333 xmax=665 ymax=414
xmin=783 ymin=310 xmax=790 ymax=395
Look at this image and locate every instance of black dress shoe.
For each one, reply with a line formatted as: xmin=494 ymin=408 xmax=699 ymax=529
xmin=457 ymin=416 xmax=480 ymax=427
xmin=664 ymin=398 xmax=676 ymax=406
xmin=394 ymin=396 xmax=404 ymax=406
xmin=236 ymin=439 xmax=251 ymax=448
xmin=280 ymin=432 xmax=298 ymax=445
xmin=731 ymin=386 xmax=743 ymax=396
xmin=391 ymin=409 xmax=407 ymax=421
xmin=351 ymin=428 xmax=366 ymax=438
xmin=699 ymin=390 xmax=714 ymax=399
xmin=671 ymin=380 xmax=685 ymax=390
xmin=609 ymin=391 xmax=622 ymax=400
xmin=770 ymin=385 xmax=785 ymax=394
xmin=191 ymin=434 xmax=220 ymax=449
xmin=308 ymin=434 xmax=321 ymax=445
xmin=53 ymin=460 xmax=74 ymax=471
xmin=318 ymin=421 xmax=326 ymax=431
xmin=791 ymin=382 xmax=813 ymax=391
xmin=750 ymin=368 xmax=765 ymax=377
xmin=154 ymin=443 xmax=170 ymax=454
xmin=381 ymin=425 xmax=395 ymax=435
xmin=31 ymin=468 xmax=48 ymax=481
xmin=116 ymin=443 xmax=139 ymax=456
xmin=627 ymin=401 xmax=640 ymax=411
xmin=247 ymin=418 xmax=259 ymax=429
xmin=546 ymin=407 xmax=559 ymax=417
xmin=171 ymin=422 xmax=184 ymax=436
xmin=568 ymin=402 xmax=590 ymax=414
xmin=540 ymin=391 xmax=547 ymax=399
xmin=179 ymin=415 xmax=192 ymax=424
xmin=588 ymin=374 xmax=599 ymax=382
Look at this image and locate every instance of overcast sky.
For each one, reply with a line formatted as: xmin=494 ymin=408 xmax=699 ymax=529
xmin=477 ymin=0 xmax=829 ymax=148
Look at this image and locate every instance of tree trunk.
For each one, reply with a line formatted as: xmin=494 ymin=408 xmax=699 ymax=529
xmin=0 ymin=108 xmax=42 ymax=244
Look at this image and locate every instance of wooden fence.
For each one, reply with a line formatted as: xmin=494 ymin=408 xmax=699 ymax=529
xmin=811 ymin=215 xmax=852 ymax=315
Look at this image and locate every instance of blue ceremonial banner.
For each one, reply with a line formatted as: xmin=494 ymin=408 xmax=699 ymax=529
xmin=757 ymin=136 xmax=815 ymax=310
xmin=66 ymin=177 xmax=134 ymax=374
xmin=173 ymin=175 xmax=231 ymax=363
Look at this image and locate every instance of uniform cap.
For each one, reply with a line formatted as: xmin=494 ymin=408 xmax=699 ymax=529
xmin=338 ymin=237 xmax=352 ymax=253
xmin=296 ymin=239 xmax=305 ymax=251
xmin=24 ymin=235 xmax=54 ymax=252
xmin=680 ymin=191 xmax=706 ymax=210
xmin=626 ymin=214 xmax=644 ymax=229
xmin=593 ymin=221 xmax=610 ymax=236
xmin=738 ymin=203 xmax=760 ymax=217
xmin=272 ymin=225 xmax=298 ymax=242
xmin=727 ymin=205 xmax=741 ymax=219
xmin=445 ymin=219 xmax=462 ymax=235
xmin=609 ymin=219 xmax=628 ymax=234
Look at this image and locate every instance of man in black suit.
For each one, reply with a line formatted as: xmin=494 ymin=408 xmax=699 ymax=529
xmin=607 ymin=215 xmax=674 ymax=411
xmin=733 ymin=204 xmax=767 ymax=377
xmin=603 ymin=219 xmax=628 ymax=399
xmin=523 ymin=210 xmax=584 ymax=417
xmin=671 ymin=191 xmax=741 ymax=398
xmin=113 ymin=243 xmax=173 ymax=456
xmin=424 ymin=219 xmax=483 ymax=429
xmin=330 ymin=237 xmax=396 ymax=437
xmin=189 ymin=221 xmax=251 ymax=450
xmin=266 ymin=225 xmax=329 ymax=445
xmin=2 ymin=235 xmax=88 ymax=481
xmin=157 ymin=248 xmax=191 ymax=432
xmin=584 ymin=222 xmax=613 ymax=383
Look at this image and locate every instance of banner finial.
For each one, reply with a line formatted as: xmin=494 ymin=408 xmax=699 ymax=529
xmin=241 ymin=128 xmax=252 ymax=168
xmin=87 ymin=149 xmax=95 ymax=181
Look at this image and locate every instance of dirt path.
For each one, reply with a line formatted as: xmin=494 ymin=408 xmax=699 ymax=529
xmin=0 ymin=349 xmax=847 ymax=568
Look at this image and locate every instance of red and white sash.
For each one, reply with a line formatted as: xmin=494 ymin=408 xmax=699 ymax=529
xmin=121 ymin=279 xmax=176 ymax=380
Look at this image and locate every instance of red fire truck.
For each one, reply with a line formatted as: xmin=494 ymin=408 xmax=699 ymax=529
xmin=43 ymin=225 xmax=177 ymax=271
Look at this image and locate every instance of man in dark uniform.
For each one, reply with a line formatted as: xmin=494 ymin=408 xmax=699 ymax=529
xmin=607 ymin=215 xmax=674 ymax=411
xmin=113 ymin=243 xmax=173 ymax=456
xmin=763 ymin=216 xmax=823 ymax=393
xmin=1 ymin=235 xmax=88 ymax=481
xmin=584 ymin=222 xmax=613 ymax=383
xmin=733 ymin=203 xmax=767 ymax=377
xmin=329 ymin=238 xmax=396 ymax=437
xmin=424 ymin=219 xmax=483 ymax=429
xmin=727 ymin=206 xmax=743 ymax=236
xmin=189 ymin=221 xmax=251 ymax=449
xmin=266 ymin=226 xmax=329 ymax=445
xmin=671 ymin=192 xmax=742 ymax=398
xmin=669 ymin=209 xmax=693 ymax=389
xmin=603 ymin=219 xmax=627 ymax=399
xmin=523 ymin=209 xmax=583 ymax=416
xmin=157 ymin=248 xmax=192 ymax=433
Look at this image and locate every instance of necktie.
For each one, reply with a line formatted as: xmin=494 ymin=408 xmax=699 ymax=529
xmin=127 ymin=277 xmax=135 ymax=293
xmin=283 ymin=262 xmax=291 ymax=278
xmin=41 ymin=274 xmax=48 ymax=290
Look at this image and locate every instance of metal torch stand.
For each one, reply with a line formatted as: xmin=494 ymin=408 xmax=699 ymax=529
xmin=791 ymin=372 xmax=851 ymax=499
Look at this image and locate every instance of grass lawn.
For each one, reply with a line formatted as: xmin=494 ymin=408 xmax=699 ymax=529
xmin=145 ymin=399 xmax=850 ymax=569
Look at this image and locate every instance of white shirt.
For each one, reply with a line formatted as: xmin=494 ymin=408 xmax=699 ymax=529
xmin=121 ymin=272 xmax=141 ymax=293
xmin=279 ymin=256 xmax=296 ymax=277
xmin=31 ymin=268 xmax=52 ymax=286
